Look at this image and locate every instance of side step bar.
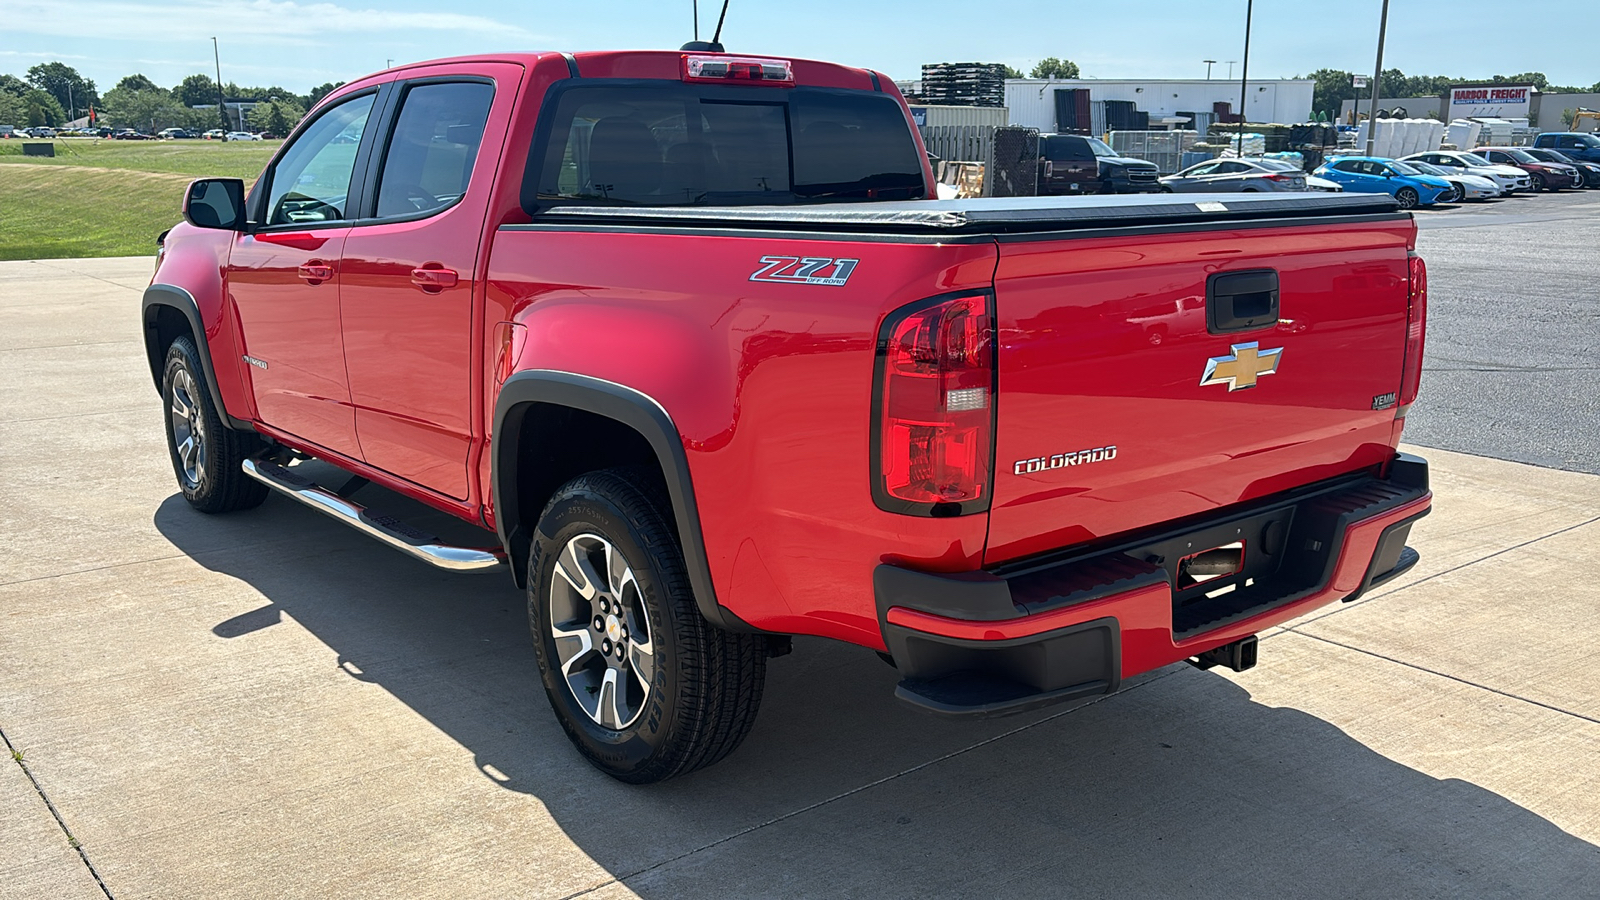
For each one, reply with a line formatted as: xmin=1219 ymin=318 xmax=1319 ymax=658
xmin=242 ymin=458 xmax=506 ymax=573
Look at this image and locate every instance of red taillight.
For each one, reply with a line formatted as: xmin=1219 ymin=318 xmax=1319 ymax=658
xmin=1397 ymin=254 xmax=1427 ymax=415
xmin=1264 ymin=172 xmax=1287 ymax=181
xmin=873 ymin=293 xmax=995 ymax=513
xmin=682 ymin=54 xmax=794 ymax=85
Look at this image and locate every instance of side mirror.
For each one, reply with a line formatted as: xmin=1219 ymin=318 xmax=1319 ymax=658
xmin=183 ymin=178 xmax=247 ymax=231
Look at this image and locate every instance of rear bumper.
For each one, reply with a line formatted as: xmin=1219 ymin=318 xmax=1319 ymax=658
xmin=877 ymin=453 xmax=1431 ymax=716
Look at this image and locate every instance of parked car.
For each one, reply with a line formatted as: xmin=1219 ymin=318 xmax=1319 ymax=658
xmin=1520 ymin=148 xmax=1600 ymax=188
xmin=1312 ymin=156 xmax=1452 ymax=209
xmin=158 ymin=127 xmax=198 ymax=139
xmin=0 ymin=125 xmax=15 ymax=138
xmin=1402 ymin=160 xmax=1500 ymax=201
xmin=1478 ymin=147 xmax=1581 ymax=192
xmin=27 ymin=126 xmax=58 ymax=138
xmin=1402 ymin=151 xmax=1529 ymax=194
xmin=112 ymin=128 xmax=153 ymax=140
xmin=150 ymin=49 xmax=1432 ymax=783
xmin=1036 ymin=133 xmax=1162 ymax=195
xmin=1159 ymin=157 xmax=1308 ymax=192
xmin=225 ymin=131 xmax=262 ymax=141
xmin=203 ymin=129 xmax=227 ymax=140
xmin=1532 ymin=132 xmax=1600 ymax=164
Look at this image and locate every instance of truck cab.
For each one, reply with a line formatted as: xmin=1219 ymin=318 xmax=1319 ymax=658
xmin=1533 ymin=132 xmax=1600 ymax=164
xmin=1037 ymin=133 xmax=1162 ymax=195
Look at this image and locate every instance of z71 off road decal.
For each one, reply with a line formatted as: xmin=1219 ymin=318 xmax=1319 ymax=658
xmin=750 ymin=255 xmax=859 ymax=287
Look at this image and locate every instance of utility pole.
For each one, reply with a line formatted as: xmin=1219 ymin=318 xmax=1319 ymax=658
xmin=1237 ymin=0 xmax=1253 ymax=158
xmin=1364 ymin=0 xmax=1391 ymax=156
xmin=1204 ymin=59 xmax=1216 ymax=80
xmin=213 ymin=37 xmax=226 ymax=131
xmin=67 ymin=82 xmax=73 ymax=124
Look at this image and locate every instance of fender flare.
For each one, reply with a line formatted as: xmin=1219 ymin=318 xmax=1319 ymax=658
xmin=141 ymin=284 xmax=252 ymax=431
xmin=492 ymin=370 xmax=753 ymax=632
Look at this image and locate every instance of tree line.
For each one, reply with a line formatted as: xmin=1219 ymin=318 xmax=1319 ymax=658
xmin=0 ymin=61 xmax=342 ymax=134
xmin=1304 ymin=68 xmax=1600 ymax=122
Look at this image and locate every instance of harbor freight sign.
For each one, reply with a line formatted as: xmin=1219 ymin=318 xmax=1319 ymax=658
xmin=1449 ymin=85 xmax=1533 ymax=118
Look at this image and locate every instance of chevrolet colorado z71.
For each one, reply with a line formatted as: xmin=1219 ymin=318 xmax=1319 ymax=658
xmin=147 ymin=49 xmax=1431 ymax=783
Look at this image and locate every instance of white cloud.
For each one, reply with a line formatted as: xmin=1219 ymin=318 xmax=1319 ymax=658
xmin=0 ymin=0 xmax=540 ymax=45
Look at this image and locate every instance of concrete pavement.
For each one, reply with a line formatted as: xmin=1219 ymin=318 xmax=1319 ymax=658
xmin=1 ymin=257 xmax=1597 ymax=899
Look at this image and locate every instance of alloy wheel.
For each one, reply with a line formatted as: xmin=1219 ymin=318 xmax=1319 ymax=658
xmin=169 ymin=368 xmax=207 ymax=487
xmin=548 ymin=533 xmax=655 ymax=729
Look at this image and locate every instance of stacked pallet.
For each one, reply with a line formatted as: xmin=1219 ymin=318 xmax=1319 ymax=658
xmin=920 ymin=62 xmax=1007 ymax=108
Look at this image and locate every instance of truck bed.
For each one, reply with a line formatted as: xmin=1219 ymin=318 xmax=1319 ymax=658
xmin=521 ymin=193 xmax=1402 ymax=236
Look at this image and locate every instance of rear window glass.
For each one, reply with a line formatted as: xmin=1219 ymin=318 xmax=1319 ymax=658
xmin=525 ymin=83 xmax=925 ymax=208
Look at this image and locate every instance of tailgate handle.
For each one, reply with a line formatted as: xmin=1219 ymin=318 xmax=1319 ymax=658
xmin=1207 ymin=269 xmax=1279 ymax=334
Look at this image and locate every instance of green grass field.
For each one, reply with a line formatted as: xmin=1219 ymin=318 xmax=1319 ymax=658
xmin=0 ymin=139 xmax=280 ymax=260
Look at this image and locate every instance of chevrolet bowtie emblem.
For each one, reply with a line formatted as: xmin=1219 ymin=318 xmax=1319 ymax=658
xmin=1200 ymin=342 xmax=1283 ymax=391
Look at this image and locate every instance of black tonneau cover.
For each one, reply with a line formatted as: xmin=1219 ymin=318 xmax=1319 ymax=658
xmin=530 ymin=193 xmax=1402 ymax=236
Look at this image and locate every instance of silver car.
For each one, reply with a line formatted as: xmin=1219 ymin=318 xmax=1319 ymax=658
xmin=1160 ymin=158 xmax=1307 ymax=192
xmin=1404 ymin=160 xmax=1500 ymax=201
xmin=1402 ymin=151 xmax=1529 ymax=194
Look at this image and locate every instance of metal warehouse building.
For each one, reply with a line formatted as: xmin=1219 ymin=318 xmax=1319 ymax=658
xmin=1005 ymin=79 xmax=1315 ymax=133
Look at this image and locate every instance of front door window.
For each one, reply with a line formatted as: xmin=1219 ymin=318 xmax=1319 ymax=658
xmin=264 ymin=95 xmax=374 ymax=226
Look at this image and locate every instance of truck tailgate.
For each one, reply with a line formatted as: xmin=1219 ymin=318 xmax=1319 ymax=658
xmin=986 ymin=218 xmax=1415 ymax=565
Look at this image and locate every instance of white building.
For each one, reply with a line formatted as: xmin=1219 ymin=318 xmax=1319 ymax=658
xmin=1005 ymin=79 xmax=1315 ymax=133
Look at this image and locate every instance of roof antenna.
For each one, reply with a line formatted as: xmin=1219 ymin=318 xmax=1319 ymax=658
xmin=681 ymin=0 xmax=729 ymax=52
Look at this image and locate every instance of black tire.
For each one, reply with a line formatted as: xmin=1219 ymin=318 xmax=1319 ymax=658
xmin=1529 ymin=173 xmax=1545 ymax=193
xmin=528 ymin=468 xmax=766 ymax=783
xmin=1395 ymin=187 xmax=1419 ymax=210
xmin=162 ymin=336 xmax=268 ymax=513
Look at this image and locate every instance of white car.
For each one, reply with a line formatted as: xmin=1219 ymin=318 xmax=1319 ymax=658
xmin=225 ymin=131 xmax=262 ymax=142
xmin=1403 ymin=160 xmax=1500 ymax=201
xmin=1305 ymin=174 xmax=1343 ymax=192
xmin=1402 ymin=151 xmax=1528 ymax=194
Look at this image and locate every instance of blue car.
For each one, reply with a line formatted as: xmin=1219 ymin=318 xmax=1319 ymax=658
xmin=1312 ymin=156 xmax=1454 ymax=209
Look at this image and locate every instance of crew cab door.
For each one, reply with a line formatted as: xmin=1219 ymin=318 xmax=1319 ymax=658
xmin=230 ymin=90 xmax=382 ymax=456
xmin=338 ymin=65 xmax=520 ymax=500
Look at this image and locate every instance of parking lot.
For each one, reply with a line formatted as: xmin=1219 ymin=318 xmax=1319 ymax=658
xmin=2 ymin=191 xmax=1598 ymax=898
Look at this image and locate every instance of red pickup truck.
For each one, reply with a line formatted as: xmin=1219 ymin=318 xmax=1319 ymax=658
xmin=146 ymin=49 xmax=1431 ymax=783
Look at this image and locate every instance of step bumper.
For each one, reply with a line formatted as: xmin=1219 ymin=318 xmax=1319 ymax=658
xmin=878 ymin=454 xmax=1432 ymax=716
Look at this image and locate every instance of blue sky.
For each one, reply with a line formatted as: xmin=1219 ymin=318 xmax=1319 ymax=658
xmin=1 ymin=0 xmax=1593 ymax=94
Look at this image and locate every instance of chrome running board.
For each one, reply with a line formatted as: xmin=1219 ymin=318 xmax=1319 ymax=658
xmin=242 ymin=457 xmax=506 ymax=573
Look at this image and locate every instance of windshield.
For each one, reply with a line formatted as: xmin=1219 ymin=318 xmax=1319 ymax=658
xmin=1576 ymin=135 xmax=1600 ymax=148
xmin=527 ymin=83 xmax=925 ymax=208
xmin=1253 ymin=159 xmax=1299 ymax=171
xmin=1085 ymin=137 xmax=1117 ymax=158
xmin=1388 ymin=161 xmax=1421 ymax=175
xmin=1460 ymin=153 xmax=1493 ymax=166
xmin=1542 ymin=149 xmax=1578 ymax=163
xmin=1407 ymin=162 xmax=1445 ymax=175
xmin=1500 ymin=148 xmax=1538 ymax=163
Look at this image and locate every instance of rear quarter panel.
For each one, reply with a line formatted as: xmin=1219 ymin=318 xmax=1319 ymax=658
xmin=486 ymin=228 xmax=996 ymax=648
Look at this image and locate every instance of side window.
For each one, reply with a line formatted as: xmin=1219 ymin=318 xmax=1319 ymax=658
xmin=1185 ymin=162 xmax=1219 ymax=177
xmin=375 ymin=81 xmax=495 ymax=218
xmin=1217 ymin=162 xmax=1249 ymax=174
xmin=264 ymin=94 xmax=375 ymax=226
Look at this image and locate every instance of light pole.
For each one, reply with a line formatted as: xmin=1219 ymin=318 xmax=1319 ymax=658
xmin=1363 ymin=0 xmax=1391 ymax=156
xmin=1225 ymin=60 xmax=1237 ymax=80
xmin=1204 ymin=59 xmax=1217 ymax=80
xmin=213 ymin=37 xmax=226 ymax=131
xmin=1237 ymin=0 xmax=1253 ymax=158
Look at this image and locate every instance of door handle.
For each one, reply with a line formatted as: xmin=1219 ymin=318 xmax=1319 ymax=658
xmin=410 ymin=265 xmax=458 ymax=293
xmin=297 ymin=262 xmax=334 ymax=284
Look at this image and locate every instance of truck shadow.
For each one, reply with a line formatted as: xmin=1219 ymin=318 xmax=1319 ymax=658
xmin=155 ymin=489 xmax=1600 ymax=898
